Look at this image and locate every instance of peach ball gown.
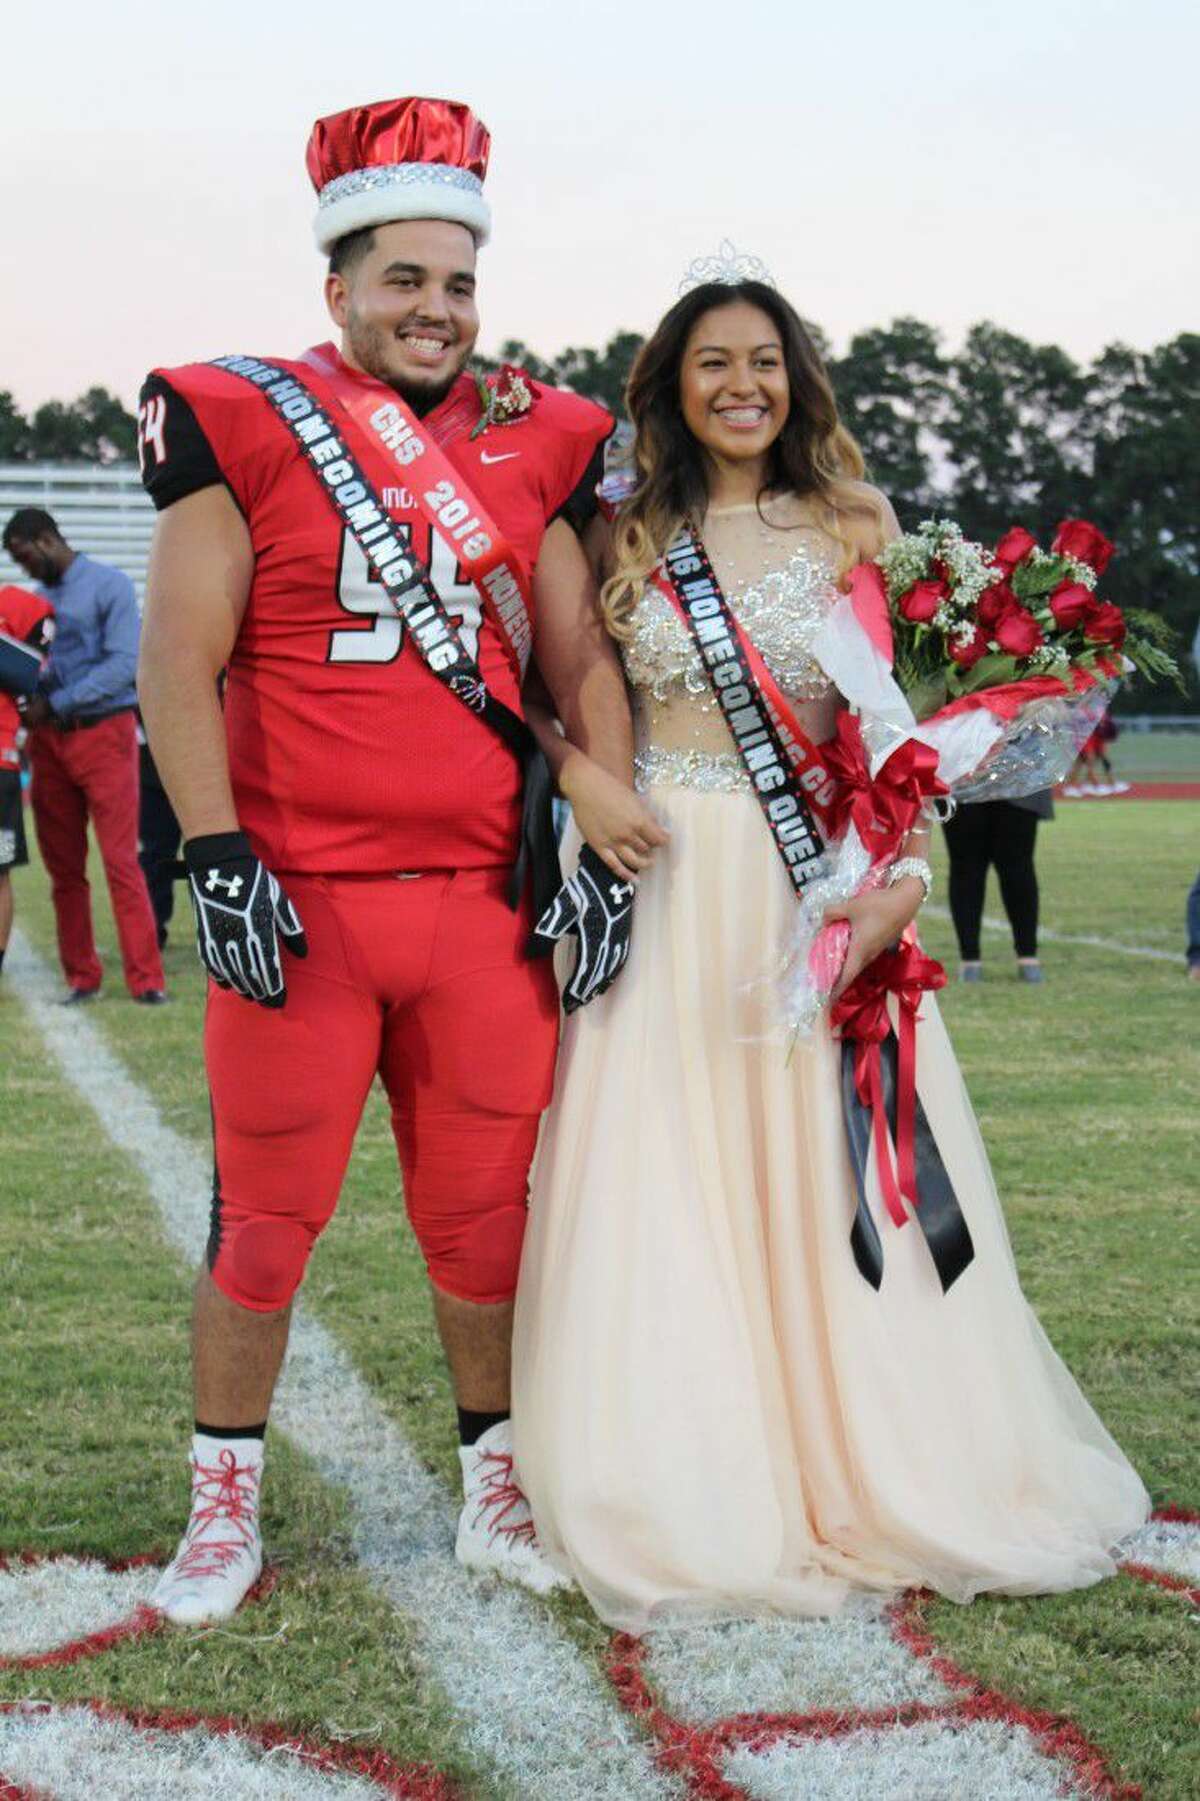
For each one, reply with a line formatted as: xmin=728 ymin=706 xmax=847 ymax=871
xmin=512 ymin=500 xmax=1148 ymax=1633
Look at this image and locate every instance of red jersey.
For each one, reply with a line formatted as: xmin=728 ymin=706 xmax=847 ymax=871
xmin=138 ymin=348 xmax=610 ymax=874
xmin=0 ymin=585 xmax=54 ymax=767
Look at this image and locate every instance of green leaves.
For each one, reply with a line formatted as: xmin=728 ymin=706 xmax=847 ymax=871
xmin=1013 ymin=555 xmax=1074 ymax=601
xmin=945 ymin=652 xmax=1022 ymax=698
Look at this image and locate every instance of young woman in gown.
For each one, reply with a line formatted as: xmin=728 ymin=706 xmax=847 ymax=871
xmin=512 ymin=280 xmax=1149 ymax=1632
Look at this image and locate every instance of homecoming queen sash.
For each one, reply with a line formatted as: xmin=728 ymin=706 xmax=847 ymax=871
xmin=211 ymin=351 xmax=559 ymax=930
xmin=656 ymin=523 xmax=973 ymax=1296
xmin=655 ymin=525 xmax=838 ymax=890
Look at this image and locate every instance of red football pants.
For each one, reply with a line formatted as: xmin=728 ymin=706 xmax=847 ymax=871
xmin=29 ymin=713 xmax=165 ymax=997
xmin=204 ymin=869 xmax=559 ymax=1312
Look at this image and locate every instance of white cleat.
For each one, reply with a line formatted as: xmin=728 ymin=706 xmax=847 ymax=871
xmin=455 ymin=1420 xmax=572 ymax=1597
xmin=152 ymin=1442 xmax=264 ymax=1626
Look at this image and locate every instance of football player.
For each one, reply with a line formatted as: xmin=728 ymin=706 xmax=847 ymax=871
xmin=137 ymin=95 xmax=665 ymax=1624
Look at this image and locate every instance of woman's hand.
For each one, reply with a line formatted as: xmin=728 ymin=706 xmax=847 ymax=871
xmin=824 ymin=877 xmax=925 ymax=1002
xmin=559 ymin=752 xmax=670 ymax=883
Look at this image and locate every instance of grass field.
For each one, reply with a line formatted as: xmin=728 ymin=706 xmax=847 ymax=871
xmin=2 ymin=792 xmax=1198 ymax=1798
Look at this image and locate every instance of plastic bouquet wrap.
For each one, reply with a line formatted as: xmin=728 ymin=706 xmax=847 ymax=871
xmin=778 ymin=517 xmax=1180 ymax=1037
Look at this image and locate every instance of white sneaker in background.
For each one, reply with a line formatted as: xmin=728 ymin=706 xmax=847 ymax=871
xmin=1111 ymin=780 xmax=1131 ymax=794
xmin=1062 ymin=785 xmax=1081 ymax=797
xmin=455 ymin=1419 xmax=572 ymax=1597
xmin=152 ymin=1437 xmax=264 ymax=1626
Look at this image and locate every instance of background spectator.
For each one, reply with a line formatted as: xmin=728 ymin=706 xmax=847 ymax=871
xmin=941 ymin=790 xmax=1054 ymax=984
xmin=2 ymin=507 xmax=166 ymax=1004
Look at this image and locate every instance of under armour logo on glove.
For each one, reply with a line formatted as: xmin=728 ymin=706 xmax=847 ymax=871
xmin=532 ymin=843 xmax=635 ymax=1013
xmin=204 ymin=870 xmax=245 ymax=900
xmin=183 ymin=831 xmax=307 ymax=1008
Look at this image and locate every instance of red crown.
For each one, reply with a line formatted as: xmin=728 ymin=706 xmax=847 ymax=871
xmin=307 ymin=96 xmax=492 ymax=253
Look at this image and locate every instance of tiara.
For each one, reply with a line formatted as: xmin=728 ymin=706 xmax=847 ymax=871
xmin=678 ymin=239 xmax=775 ymax=295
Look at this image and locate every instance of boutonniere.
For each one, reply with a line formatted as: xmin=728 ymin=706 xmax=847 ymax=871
xmin=471 ymin=363 xmax=537 ymax=439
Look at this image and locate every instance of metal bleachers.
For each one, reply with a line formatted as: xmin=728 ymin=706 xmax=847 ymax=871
xmin=0 ymin=463 xmax=154 ymax=600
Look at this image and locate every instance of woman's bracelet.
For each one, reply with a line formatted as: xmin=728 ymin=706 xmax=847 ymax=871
xmin=886 ymin=856 xmax=933 ymax=904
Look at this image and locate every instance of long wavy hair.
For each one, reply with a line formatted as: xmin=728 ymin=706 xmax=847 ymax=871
xmin=601 ymin=280 xmax=879 ymax=637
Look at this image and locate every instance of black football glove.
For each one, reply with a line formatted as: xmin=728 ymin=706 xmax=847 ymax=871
xmin=532 ymin=843 xmax=635 ymax=1013
xmin=183 ymin=831 xmax=307 ymax=1008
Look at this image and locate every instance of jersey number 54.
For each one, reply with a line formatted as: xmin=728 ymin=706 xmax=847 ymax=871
xmin=328 ymin=526 xmax=482 ymax=665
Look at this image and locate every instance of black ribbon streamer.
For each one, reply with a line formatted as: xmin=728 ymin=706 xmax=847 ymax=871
xmin=840 ymin=1035 xmax=975 ymax=1293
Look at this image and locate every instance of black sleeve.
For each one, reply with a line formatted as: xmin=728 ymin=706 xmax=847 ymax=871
xmin=552 ymin=434 xmax=611 ymax=536
xmin=137 ymin=373 xmax=224 ymax=511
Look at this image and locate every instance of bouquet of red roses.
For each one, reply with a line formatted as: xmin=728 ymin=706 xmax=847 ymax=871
xmin=777 ymin=517 xmax=1179 ymax=1038
xmin=857 ymin=516 xmax=1179 ymax=802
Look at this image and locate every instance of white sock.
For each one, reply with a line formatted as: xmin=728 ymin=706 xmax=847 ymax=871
xmin=190 ymin=1432 xmax=265 ymax=1474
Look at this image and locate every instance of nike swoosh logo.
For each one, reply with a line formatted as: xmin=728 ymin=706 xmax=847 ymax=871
xmin=479 ymin=450 xmax=520 ymax=465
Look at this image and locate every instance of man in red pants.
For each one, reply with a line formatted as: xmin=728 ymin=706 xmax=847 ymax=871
xmin=136 ymin=94 xmax=664 ymax=1624
xmin=2 ymin=510 xmax=166 ymax=1004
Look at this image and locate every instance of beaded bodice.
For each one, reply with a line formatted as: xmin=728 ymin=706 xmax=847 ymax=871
xmin=623 ymin=500 xmax=843 ymax=790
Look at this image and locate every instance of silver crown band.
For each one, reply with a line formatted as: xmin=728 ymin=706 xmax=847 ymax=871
xmin=314 ymin=160 xmax=491 ymax=252
xmin=318 ymin=162 xmax=485 ymax=209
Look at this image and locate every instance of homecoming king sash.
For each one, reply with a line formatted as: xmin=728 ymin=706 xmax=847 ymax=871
xmin=298 ymin=344 xmax=534 ymax=682
xmin=211 ymin=351 xmax=558 ymax=927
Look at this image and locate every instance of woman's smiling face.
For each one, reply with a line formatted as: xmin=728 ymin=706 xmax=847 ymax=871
xmin=678 ymin=300 xmax=790 ymax=467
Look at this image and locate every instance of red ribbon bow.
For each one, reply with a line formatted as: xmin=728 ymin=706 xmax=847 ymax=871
xmin=823 ymin=716 xmax=948 ymax=865
xmin=830 ymin=937 xmax=946 ymax=1230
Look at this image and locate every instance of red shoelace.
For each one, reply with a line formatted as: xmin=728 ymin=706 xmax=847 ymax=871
xmin=172 ymin=1448 xmax=261 ymax=1580
xmin=470 ymin=1449 xmax=537 ymax=1546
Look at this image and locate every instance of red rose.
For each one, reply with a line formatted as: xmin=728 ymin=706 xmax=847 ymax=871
xmin=1083 ymin=601 xmax=1126 ymax=649
xmin=978 ymin=579 xmax=1015 ymax=628
xmin=993 ymin=606 xmax=1044 ymax=658
xmin=1047 ymin=580 xmax=1094 ymax=632
xmin=949 ymin=626 xmax=989 ymax=669
xmin=993 ymin=526 xmax=1037 ymax=572
xmin=1052 ymin=518 xmax=1115 ymax=574
xmin=898 ymin=579 xmax=948 ymax=624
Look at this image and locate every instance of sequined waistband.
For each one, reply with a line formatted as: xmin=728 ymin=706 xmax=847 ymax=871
xmin=634 ymin=744 xmax=751 ymax=794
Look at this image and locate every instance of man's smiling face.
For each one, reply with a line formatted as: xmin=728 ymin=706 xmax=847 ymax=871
xmin=326 ymin=217 xmax=480 ymax=413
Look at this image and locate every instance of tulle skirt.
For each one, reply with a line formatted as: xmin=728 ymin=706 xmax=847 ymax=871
xmin=512 ymin=781 xmax=1149 ymax=1633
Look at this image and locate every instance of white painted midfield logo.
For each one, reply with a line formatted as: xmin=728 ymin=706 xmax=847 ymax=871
xmin=479 ymin=450 xmax=520 ymax=465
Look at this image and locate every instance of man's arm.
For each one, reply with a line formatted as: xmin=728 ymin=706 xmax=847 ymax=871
xmin=47 ymin=571 xmax=140 ymax=718
xmin=137 ymin=484 xmax=252 ymax=836
xmin=530 ymin=517 xmax=667 ymax=882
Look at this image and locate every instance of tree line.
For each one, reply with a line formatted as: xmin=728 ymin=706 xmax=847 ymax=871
xmin=5 ymin=320 xmax=1195 ymax=708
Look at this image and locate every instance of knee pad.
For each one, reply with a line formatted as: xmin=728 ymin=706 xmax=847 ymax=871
xmin=423 ymin=1202 xmax=528 ymax=1305
xmin=211 ymin=1216 xmax=314 ymax=1312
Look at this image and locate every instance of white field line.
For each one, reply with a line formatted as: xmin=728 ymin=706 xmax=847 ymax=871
xmin=923 ymin=904 xmax=1180 ymax=964
xmin=7 ymin=930 xmax=679 ymax=1801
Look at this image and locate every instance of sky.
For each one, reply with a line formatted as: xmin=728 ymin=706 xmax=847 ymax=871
xmin=4 ymin=0 xmax=1196 ymax=413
